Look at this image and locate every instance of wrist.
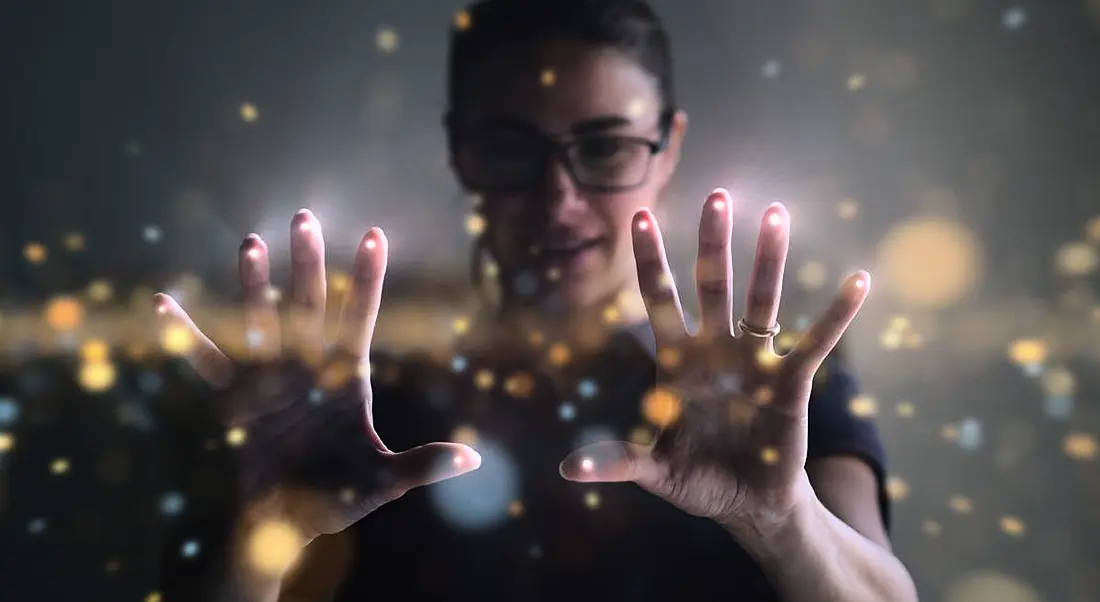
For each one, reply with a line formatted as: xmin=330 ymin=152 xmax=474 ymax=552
xmin=718 ymin=473 xmax=823 ymax=564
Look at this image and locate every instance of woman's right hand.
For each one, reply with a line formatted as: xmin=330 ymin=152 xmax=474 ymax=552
xmin=154 ymin=210 xmax=481 ymax=574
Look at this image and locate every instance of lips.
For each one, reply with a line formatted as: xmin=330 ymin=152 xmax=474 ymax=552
xmin=539 ymin=237 xmax=604 ymax=256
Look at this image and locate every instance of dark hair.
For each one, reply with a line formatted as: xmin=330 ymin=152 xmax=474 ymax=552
xmin=444 ymin=0 xmax=676 ymax=307
xmin=446 ymin=0 xmax=676 ymax=121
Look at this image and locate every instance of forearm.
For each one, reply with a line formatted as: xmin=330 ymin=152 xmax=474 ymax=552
xmin=727 ymin=489 xmax=918 ymax=602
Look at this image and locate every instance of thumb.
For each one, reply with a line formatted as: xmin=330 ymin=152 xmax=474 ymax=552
xmin=559 ymin=441 xmax=662 ymax=485
xmin=390 ymin=442 xmax=482 ymax=492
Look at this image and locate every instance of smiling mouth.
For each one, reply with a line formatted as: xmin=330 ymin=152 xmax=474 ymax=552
xmin=539 ymin=237 xmax=605 ymax=257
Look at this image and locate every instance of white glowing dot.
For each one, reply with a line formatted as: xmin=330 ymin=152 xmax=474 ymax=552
xmin=156 ymin=303 xmax=169 ymax=315
xmin=453 ymin=454 xmax=465 ymax=467
xmin=637 ymin=219 xmax=650 ymax=231
xmin=298 ymin=220 xmax=312 ymax=232
xmin=180 ymin=540 xmax=201 ymax=558
xmin=143 ymin=225 xmax=163 ymax=244
xmin=766 ymin=211 xmax=784 ymax=227
xmin=712 ymin=198 xmax=727 ymax=211
xmin=246 ymin=247 xmax=261 ymax=260
xmin=580 ymin=457 xmax=595 ymax=472
xmin=761 ymin=59 xmax=782 ymax=79
xmin=364 ymin=238 xmax=377 ymax=250
xmin=854 ymin=276 xmax=867 ymax=289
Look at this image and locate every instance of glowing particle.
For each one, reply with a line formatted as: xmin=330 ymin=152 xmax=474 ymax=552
xmin=760 ymin=447 xmax=780 ymax=464
xmin=160 ymin=323 xmax=195 ymax=355
xmin=1002 ymin=6 xmax=1027 ymax=30
xmin=51 ymin=458 xmax=70 ymax=475
xmin=896 ymin=402 xmax=915 ymax=418
xmin=1086 ymin=215 xmax=1100 ymax=243
xmin=539 ymin=68 xmax=556 ymax=87
xmin=729 ymin=400 xmax=757 ymax=424
xmin=0 ymin=398 xmax=17 ymax=426
xmin=949 ymin=495 xmax=973 ymax=514
xmin=143 ymin=225 xmax=163 ymax=244
xmin=761 ymin=59 xmax=782 ymax=78
xmin=1008 ymin=339 xmax=1046 ymax=366
xmin=318 ymin=358 xmax=355 ymax=391
xmin=247 ymin=521 xmax=304 ymax=575
xmin=886 ymin=477 xmax=909 ymax=501
xmin=1064 ymin=433 xmax=1098 ymax=461
xmin=375 ymin=28 xmax=399 ymax=53
xmin=657 ymin=347 xmax=682 ymax=370
xmin=28 ymin=518 xmax=47 ymax=534
xmin=753 ymin=386 xmax=774 ymax=405
xmin=1041 ymin=367 xmax=1076 ymax=397
xmin=308 ymin=388 xmax=324 ymax=405
xmin=452 ymin=318 xmax=470 ymax=335
xmin=848 ymin=395 xmax=878 ymax=418
xmin=453 ymin=10 xmax=472 ymax=31
xmin=0 ymin=432 xmax=13 ymax=452
xmin=474 ymin=369 xmax=495 ymax=390
xmin=508 ymin=500 xmax=524 ymax=517
xmin=558 ymin=402 xmax=576 ymax=421
xmin=957 ymin=418 xmax=982 ymax=450
xmin=547 ymin=343 xmax=571 ymax=366
xmin=24 ymin=242 xmax=47 ymax=264
xmin=580 ymin=457 xmax=595 ymax=472
xmin=527 ymin=330 xmax=544 ymax=347
xmin=602 ymin=304 xmax=621 ymax=324
xmin=755 ymin=348 xmax=781 ymax=371
xmin=465 ymin=214 xmax=485 ymax=236
xmin=837 ymin=199 xmax=859 ymax=220
xmin=628 ymin=426 xmax=654 ymax=446
xmin=876 ymin=218 xmax=982 ymax=308
xmin=79 ymin=362 xmax=117 ymax=392
xmin=642 ymin=386 xmax=682 ymax=428
xmin=106 ymin=558 xmax=121 ymax=573
xmin=146 ymin=593 xmax=162 ymax=602
xmin=226 ymin=427 xmax=247 ymax=447
xmin=239 ymin=102 xmax=259 ymax=123
xmin=86 ymin=279 xmax=113 ymax=302
xmin=577 ymin=379 xmax=598 ymax=400
xmin=451 ymin=425 xmax=478 ymax=447
xmin=504 ymin=372 xmax=535 ymax=398
xmin=64 ymin=232 xmax=85 ymax=251
xmin=922 ymin=520 xmax=941 ymax=536
xmin=584 ymin=491 xmax=601 ymax=509
xmin=159 ymin=492 xmax=186 ymax=516
xmin=792 ymin=261 xmax=827 ymax=290
xmin=245 ymin=328 xmax=264 ymax=349
xmin=999 ymin=516 xmax=1026 ymax=536
xmin=1055 ymin=242 xmax=1098 ymax=276
xmin=180 ymin=540 xmax=201 ymax=558
xmin=846 ymin=73 xmax=866 ymax=91
xmin=329 ymin=271 xmax=350 ymax=294
xmin=46 ymin=296 xmax=84 ymax=331
xmin=81 ymin=339 xmax=109 ymax=363
xmin=450 ymin=356 xmax=467 ymax=373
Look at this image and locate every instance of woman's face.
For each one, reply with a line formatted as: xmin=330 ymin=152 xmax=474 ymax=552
xmin=451 ymin=37 xmax=686 ymax=311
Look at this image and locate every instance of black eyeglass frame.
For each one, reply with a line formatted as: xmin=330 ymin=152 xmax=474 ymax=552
xmin=447 ymin=107 xmax=677 ymax=194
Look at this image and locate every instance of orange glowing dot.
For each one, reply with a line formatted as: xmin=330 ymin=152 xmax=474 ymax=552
xmin=474 ymin=369 xmax=495 ymax=390
xmin=452 ymin=425 xmax=478 ymax=447
xmin=46 ymin=296 xmax=84 ymax=331
xmin=508 ymin=500 xmax=524 ymax=517
xmin=642 ymin=386 xmax=683 ymax=428
xmin=886 ymin=477 xmax=909 ymax=500
xmin=539 ymin=68 xmax=556 ymax=87
xmin=999 ymin=516 xmax=1026 ymax=536
xmin=79 ymin=362 xmax=117 ymax=392
xmin=454 ymin=10 xmax=472 ymax=31
xmin=949 ymin=495 xmax=973 ymax=514
xmin=246 ymin=520 xmax=304 ymax=575
xmin=504 ymin=372 xmax=535 ymax=398
xmin=547 ymin=343 xmax=571 ymax=366
xmin=760 ymin=447 xmax=780 ymax=464
xmin=24 ymin=242 xmax=47 ymax=264
xmin=81 ymin=339 xmax=109 ymax=363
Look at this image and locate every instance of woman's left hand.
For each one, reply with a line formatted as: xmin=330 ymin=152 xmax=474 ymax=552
xmin=559 ymin=188 xmax=870 ymax=536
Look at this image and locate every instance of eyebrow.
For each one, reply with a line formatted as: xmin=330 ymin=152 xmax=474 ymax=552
xmin=476 ymin=114 xmax=633 ymax=136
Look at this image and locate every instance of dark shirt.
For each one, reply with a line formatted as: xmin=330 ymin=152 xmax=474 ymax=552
xmin=286 ymin=322 xmax=890 ymax=602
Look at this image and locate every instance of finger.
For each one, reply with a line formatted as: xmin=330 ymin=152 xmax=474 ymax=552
xmin=633 ymin=210 xmax=688 ymax=346
xmin=286 ymin=209 xmax=327 ymax=366
xmin=559 ymin=441 xmax=663 ymax=486
xmin=388 ymin=442 xmax=482 ymax=493
xmin=153 ymin=293 xmax=234 ymax=389
xmin=695 ymin=189 xmax=734 ymax=338
xmin=784 ymin=271 xmax=870 ymax=384
xmin=335 ymin=228 xmax=388 ymax=363
xmin=239 ymin=234 xmax=281 ymax=361
xmin=741 ymin=203 xmax=790 ymax=339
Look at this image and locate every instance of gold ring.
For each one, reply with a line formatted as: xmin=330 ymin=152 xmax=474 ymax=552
xmin=737 ymin=316 xmax=780 ymax=338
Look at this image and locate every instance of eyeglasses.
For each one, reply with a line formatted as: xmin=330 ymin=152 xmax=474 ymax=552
xmin=454 ymin=111 xmax=674 ymax=193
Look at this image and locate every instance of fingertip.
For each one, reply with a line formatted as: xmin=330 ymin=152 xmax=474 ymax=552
xmin=850 ymin=270 xmax=871 ymax=293
xmin=633 ymin=209 xmax=654 ymax=232
xmin=293 ymin=209 xmax=317 ymax=232
xmin=362 ymin=227 xmax=387 ymax=252
xmin=153 ymin=293 xmax=172 ymax=315
xmin=763 ymin=202 xmax=788 ymax=227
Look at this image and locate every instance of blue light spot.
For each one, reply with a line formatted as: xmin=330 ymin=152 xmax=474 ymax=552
xmin=1043 ymin=395 xmax=1074 ymax=420
xmin=28 ymin=518 xmax=47 ymax=534
xmin=0 ymin=397 xmax=19 ymax=426
xmin=559 ymin=403 xmax=576 ymax=421
xmin=451 ymin=356 xmax=468 ymax=373
xmin=957 ymin=418 xmax=982 ymax=451
xmin=309 ymin=388 xmax=325 ymax=405
xmin=181 ymin=539 xmax=201 ymax=558
xmin=577 ymin=379 xmax=598 ymax=400
xmin=139 ymin=372 xmax=163 ymax=394
xmin=160 ymin=492 xmax=186 ymax=517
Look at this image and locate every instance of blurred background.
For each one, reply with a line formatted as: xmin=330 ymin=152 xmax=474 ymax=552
xmin=2 ymin=0 xmax=1099 ymax=600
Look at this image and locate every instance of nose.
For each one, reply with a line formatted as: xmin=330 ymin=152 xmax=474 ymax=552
xmin=539 ymin=155 xmax=587 ymax=219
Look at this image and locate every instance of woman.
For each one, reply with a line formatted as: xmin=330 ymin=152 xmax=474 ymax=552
xmin=158 ymin=0 xmax=918 ymax=600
